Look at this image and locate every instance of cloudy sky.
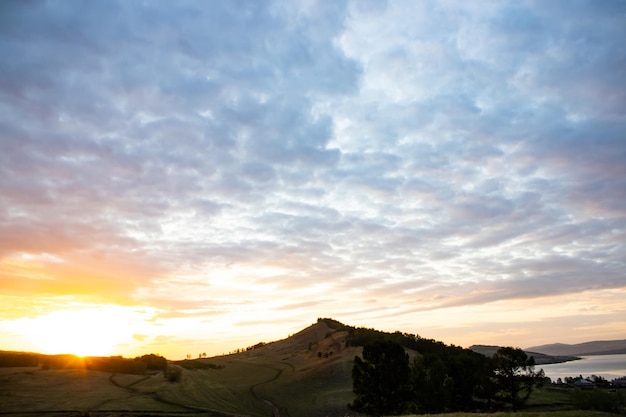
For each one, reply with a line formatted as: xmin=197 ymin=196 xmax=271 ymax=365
xmin=1 ymin=0 xmax=625 ymax=359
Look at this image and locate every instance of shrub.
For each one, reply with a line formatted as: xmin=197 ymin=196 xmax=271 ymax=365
xmin=135 ymin=354 xmax=167 ymax=371
xmin=571 ymin=388 xmax=625 ymax=414
xmin=165 ymin=366 xmax=182 ymax=383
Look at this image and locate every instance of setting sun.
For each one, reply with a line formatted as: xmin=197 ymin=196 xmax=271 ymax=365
xmin=16 ymin=306 xmax=138 ymax=357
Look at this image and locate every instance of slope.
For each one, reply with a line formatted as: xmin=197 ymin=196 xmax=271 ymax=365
xmin=149 ymin=318 xmax=361 ymax=417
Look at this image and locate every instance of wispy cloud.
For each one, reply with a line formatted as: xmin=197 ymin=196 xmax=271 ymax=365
xmin=0 ymin=0 xmax=624 ymax=357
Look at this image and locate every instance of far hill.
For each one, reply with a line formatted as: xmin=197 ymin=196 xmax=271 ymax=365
xmin=469 ymin=345 xmax=579 ymax=365
xmin=525 ymin=339 xmax=626 ymax=356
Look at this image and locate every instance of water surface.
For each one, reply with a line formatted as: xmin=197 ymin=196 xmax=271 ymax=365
xmin=539 ymin=354 xmax=626 ymax=381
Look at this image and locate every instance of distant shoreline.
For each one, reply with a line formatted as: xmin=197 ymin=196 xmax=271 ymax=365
xmin=531 ymin=354 xmax=581 ymax=365
xmin=469 ymin=345 xmax=581 ymax=365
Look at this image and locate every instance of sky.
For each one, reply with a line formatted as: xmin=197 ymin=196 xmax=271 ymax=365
xmin=1 ymin=0 xmax=625 ymax=360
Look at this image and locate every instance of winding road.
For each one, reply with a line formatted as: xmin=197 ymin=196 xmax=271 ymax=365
xmin=107 ymin=361 xmax=295 ymax=417
xmin=236 ymin=360 xmax=294 ymax=417
xmin=108 ymin=371 xmax=236 ymax=417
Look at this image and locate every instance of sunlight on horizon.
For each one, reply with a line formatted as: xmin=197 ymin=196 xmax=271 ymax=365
xmin=2 ymin=305 xmax=151 ymax=357
xmin=0 ymin=288 xmax=625 ymax=360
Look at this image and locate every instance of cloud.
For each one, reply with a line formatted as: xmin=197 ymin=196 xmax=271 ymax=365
xmin=0 ymin=0 xmax=624 ymax=356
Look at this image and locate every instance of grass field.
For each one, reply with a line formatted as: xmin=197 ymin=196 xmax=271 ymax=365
xmin=156 ymin=360 xmax=280 ymax=416
xmin=403 ymin=412 xmax=621 ymax=417
xmin=0 ymin=367 xmax=186 ymax=413
xmin=151 ymin=322 xmax=362 ymax=416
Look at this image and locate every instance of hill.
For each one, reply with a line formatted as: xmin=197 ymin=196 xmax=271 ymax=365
xmin=469 ymin=345 xmax=580 ymax=365
xmin=525 ymin=339 xmax=626 ymax=356
xmin=131 ymin=319 xmax=504 ymax=416
xmin=172 ymin=318 xmax=358 ymax=416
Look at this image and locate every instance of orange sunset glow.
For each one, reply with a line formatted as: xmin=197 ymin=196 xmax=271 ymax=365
xmin=1 ymin=0 xmax=625 ymax=361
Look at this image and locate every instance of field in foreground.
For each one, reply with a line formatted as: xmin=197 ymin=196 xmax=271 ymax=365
xmin=404 ymin=412 xmax=621 ymax=417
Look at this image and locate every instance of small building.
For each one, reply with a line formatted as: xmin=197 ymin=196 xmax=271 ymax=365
xmin=573 ymin=378 xmax=595 ymax=389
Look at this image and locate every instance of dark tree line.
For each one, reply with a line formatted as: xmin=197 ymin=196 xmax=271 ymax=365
xmin=351 ymin=340 xmax=413 ymax=415
xmin=348 ymin=333 xmax=544 ymax=416
xmin=0 ymin=351 xmax=41 ymax=367
xmin=40 ymin=353 xmax=168 ymax=374
xmin=0 ymin=351 xmax=168 ymax=375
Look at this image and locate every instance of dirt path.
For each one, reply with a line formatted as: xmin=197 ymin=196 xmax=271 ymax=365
xmin=235 ymin=361 xmax=289 ymax=417
xmin=106 ymin=372 xmax=236 ymax=417
xmin=108 ymin=373 xmax=151 ymax=389
xmin=247 ymin=367 xmax=282 ymax=417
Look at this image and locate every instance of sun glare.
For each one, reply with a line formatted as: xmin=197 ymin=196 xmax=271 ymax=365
xmin=20 ymin=306 xmax=137 ymax=357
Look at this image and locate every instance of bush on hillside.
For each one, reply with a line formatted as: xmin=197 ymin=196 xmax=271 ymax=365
xmin=165 ymin=366 xmax=182 ymax=383
xmin=317 ymin=317 xmax=351 ymax=331
xmin=571 ymin=388 xmax=626 ymax=414
xmin=135 ymin=353 xmax=167 ymax=371
xmin=85 ymin=356 xmax=147 ymax=374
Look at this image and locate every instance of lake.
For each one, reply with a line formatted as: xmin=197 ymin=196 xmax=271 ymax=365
xmin=538 ymin=353 xmax=626 ymax=381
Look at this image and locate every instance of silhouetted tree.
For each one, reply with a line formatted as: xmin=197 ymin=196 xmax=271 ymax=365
xmin=86 ymin=356 xmax=147 ymax=374
xmin=411 ymin=354 xmax=451 ymax=413
xmin=346 ymin=321 xmax=497 ymax=413
xmin=135 ymin=354 xmax=167 ymax=371
xmin=492 ymin=347 xmax=544 ymax=410
xmin=447 ymin=349 xmax=490 ymax=410
xmin=350 ymin=340 xmax=412 ymax=416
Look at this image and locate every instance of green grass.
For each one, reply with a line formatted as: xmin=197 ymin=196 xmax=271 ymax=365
xmin=154 ymin=360 xmax=275 ymax=416
xmin=260 ymin=353 xmax=356 ymax=417
xmin=402 ymin=412 xmax=621 ymax=417
xmin=0 ymin=367 xmax=184 ymax=413
xmin=526 ymin=385 xmax=573 ymax=409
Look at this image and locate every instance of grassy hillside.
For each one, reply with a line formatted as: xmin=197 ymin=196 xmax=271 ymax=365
xmin=158 ymin=319 xmax=362 ymax=416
